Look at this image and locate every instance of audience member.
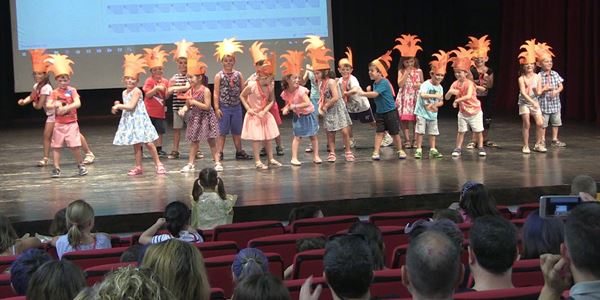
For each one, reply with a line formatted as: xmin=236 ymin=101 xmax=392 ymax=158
xmin=406 ymin=218 xmax=464 ymax=251
xmin=9 ymin=248 xmax=52 ymax=295
xmin=26 ymin=260 xmax=86 ymax=300
xmin=571 ymin=175 xmax=598 ymax=202
xmin=141 ymin=239 xmax=210 ymax=300
xmin=433 ymin=208 xmax=464 ymax=223
xmin=191 ymin=167 xmax=238 ymax=230
xmin=539 ymin=202 xmax=600 ymax=299
xmin=232 ymin=247 xmax=269 ymax=282
xmin=233 ymin=273 xmax=291 ymax=300
xmin=284 ymin=237 xmax=326 ymax=279
xmin=348 ymin=221 xmax=385 ymax=270
xmin=139 ymin=201 xmax=203 ymax=245
xmin=0 ymin=214 xmax=41 ymax=257
xmin=449 ymin=181 xmax=499 ymax=223
xmin=521 ymin=210 xmax=564 ymax=259
xmin=288 ymin=205 xmax=324 ymax=224
xmin=91 ymin=266 xmax=176 ymax=300
xmin=401 ymin=230 xmax=464 ymax=300
xmin=120 ymin=244 xmax=143 ymax=263
xmin=49 ymin=208 xmax=67 ymax=236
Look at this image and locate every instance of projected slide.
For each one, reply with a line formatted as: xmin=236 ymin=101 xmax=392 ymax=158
xmin=16 ymin=0 xmax=328 ymax=50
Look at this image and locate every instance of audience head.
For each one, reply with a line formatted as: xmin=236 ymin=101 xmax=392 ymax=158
xmin=49 ymin=208 xmax=67 ymax=236
xmin=142 ymin=239 xmax=210 ymax=300
xmin=324 ymin=234 xmax=373 ymax=299
xmin=406 ymin=219 xmax=464 ymax=253
xmin=26 ymin=260 xmax=86 ymax=300
xmin=459 ymin=181 xmax=499 ymax=221
xmin=433 ymin=208 xmax=464 ymax=223
xmin=0 ymin=214 xmax=18 ymax=254
xmin=232 ymin=247 xmax=269 ymax=282
xmin=66 ymin=200 xmax=95 ymax=247
xmin=193 ymin=167 xmax=227 ymax=201
xmin=163 ymin=201 xmax=191 ymax=238
xmin=564 ymin=202 xmax=600 ymax=279
xmin=402 ymin=230 xmax=462 ymax=300
xmin=288 ymin=205 xmax=323 ymax=224
xmin=469 ymin=215 xmax=518 ymax=274
xmin=233 ymin=273 xmax=290 ymax=300
xmin=120 ymin=244 xmax=143 ymax=263
xmin=93 ymin=266 xmax=176 ymax=300
xmin=296 ymin=237 xmax=326 ymax=253
xmin=570 ymin=175 xmax=597 ymax=201
xmin=9 ymin=248 xmax=53 ymax=295
xmin=521 ymin=210 xmax=564 ymax=259
xmin=348 ymin=221 xmax=385 ymax=270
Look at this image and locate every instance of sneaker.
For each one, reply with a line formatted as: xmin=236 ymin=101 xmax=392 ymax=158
xmin=349 ymin=138 xmax=356 ymax=149
xmin=414 ymin=148 xmax=423 ymax=159
xmin=429 ymin=148 xmax=443 ymax=159
xmin=522 ymin=146 xmax=531 ymax=154
xmin=397 ymin=150 xmax=407 ymax=159
xmin=214 ymin=162 xmax=224 ymax=172
xmin=83 ymin=152 xmax=95 ymax=164
xmin=305 ymin=146 xmax=313 ymax=153
xmin=452 ymin=148 xmax=462 ymax=157
xmin=478 ymin=147 xmax=487 ymax=157
xmin=466 ymin=142 xmax=476 ymax=149
xmin=235 ymin=150 xmax=253 ymax=160
xmin=167 ymin=151 xmax=180 ymax=159
xmin=78 ymin=164 xmax=88 ymax=176
xmin=51 ymin=168 xmax=61 ymax=178
xmin=381 ymin=133 xmax=393 ymax=147
xmin=195 ymin=151 xmax=204 ymax=159
xmin=180 ymin=163 xmax=195 ymax=173
xmin=157 ymin=150 xmax=167 ymax=157
xmin=127 ymin=166 xmax=143 ymax=176
xmin=371 ymin=152 xmax=381 ymax=161
xmin=533 ymin=143 xmax=547 ymax=153
xmin=551 ymin=140 xmax=566 ymax=147
xmin=260 ymin=147 xmax=267 ymax=157
xmin=276 ymin=146 xmax=284 ymax=156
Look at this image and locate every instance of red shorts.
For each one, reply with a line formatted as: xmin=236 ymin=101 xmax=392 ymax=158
xmin=51 ymin=122 xmax=81 ymax=148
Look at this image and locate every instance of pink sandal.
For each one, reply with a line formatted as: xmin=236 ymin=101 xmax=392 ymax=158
xmin=345 ymin=151 xmax=355 ymax=162
xmin=155 ymin=164 xmax=167 ymax=175
xmin=327 ymin=152 xmax=336 ymax=163
xmin=127 ymin=166 xmax=143 ymax=176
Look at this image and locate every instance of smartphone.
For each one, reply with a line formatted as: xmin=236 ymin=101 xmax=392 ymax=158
xmin=539 ymin=195 xmax=582 ymax=217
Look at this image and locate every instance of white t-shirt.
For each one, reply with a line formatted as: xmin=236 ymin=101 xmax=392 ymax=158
xmin=338 ymin=75 xmax=370 ymax=113
xmin=55 ymin=233 xmax=112 ymax=259
xmin=33 ymin=83 xmax=54 ymax=116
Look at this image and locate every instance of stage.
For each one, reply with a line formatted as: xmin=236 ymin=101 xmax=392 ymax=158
xmin=1 ymin=115 xmax=598 ymax=234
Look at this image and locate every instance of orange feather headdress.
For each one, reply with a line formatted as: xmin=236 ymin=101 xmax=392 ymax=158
xmin=123 ymin=53 xmax=147 ymax=78
xmin=450 ymin=47 xmax=473 ymax=71
xmin=29 ymin=49 xmax=50 ymax=73
xmin=172 ymin=39 xmax=194 ymax=60
xmin=187 ymin=47 xmax=208 ymax=75
xmin=143 ymin=45 xmax=168 ymax=69
xmin=466 ymin=35 xmax=491 ymax=58
xmin=370 ymin=50 xmax=393 ymax=78
xmin=280 ymin=50 xmax=304 ymax=76
xmin=429 ymin=50 xmax=451 ymax=75
xmin=393 ymin=34 xmax=423 ymax=58
xmin=338 ymin=47 xmax=353 ymax=68
xmin=214 ymin=37 xmax=243 ymax=61
xmin=45 ymin=53 xmax=74 ymax=77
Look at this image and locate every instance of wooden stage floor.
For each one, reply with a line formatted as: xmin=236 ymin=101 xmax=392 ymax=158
xmin=1 ymin=115 xmax=598 ymax=234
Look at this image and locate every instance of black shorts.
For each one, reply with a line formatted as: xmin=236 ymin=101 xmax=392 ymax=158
xmin=349 ymin=108 xmax=375 ymax=124
xmin=480 ymin=95 xmax=493 ymax=129
xmin=375 ymin=110 xmax=400 ymax=135
xmin=150 ymin=117 xmax=166 ymax=134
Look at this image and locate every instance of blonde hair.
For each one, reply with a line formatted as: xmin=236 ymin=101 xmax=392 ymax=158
xmin=0 ymin=215 xmax=18 ymax=253
xmin=93 ymin=266 xmax=175 ymax=300
xmin=142 ymin=239 xmax=210 ymax=300
xmin=66 ymin=200 xmax=95 ymax=248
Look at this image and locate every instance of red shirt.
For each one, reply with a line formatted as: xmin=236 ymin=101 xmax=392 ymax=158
xmin=143 ymin=77 xmax=170 ymax=119
xmin=49 ymin=86 xmax=79 ymax=124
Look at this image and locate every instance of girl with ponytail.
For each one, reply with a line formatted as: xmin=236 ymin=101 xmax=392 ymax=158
xmin=139 ymin=201 xmax=203 ymax=245
xmin=191 ymin=167 xmax=237 ymax=230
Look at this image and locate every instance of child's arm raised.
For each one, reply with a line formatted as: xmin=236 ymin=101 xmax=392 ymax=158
xmin=32 ymin=93 xmax=48 ymax=110
xmin=138 ymin=218 xmax=166 ymax=245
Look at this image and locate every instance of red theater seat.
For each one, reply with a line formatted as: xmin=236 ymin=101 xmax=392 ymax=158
xmin=454 ymin=285 xmax=542 ymax=299
xmin=0 ymin=256 xmax=16 ymax=273
xmin=292 ymin=248 xmax=325 ymax=279
xmin=213 ymin=221 xmax=285 ymax=248
xmin=0 ymin=273 xmax=17 ymax=299
xmin=84 ymin=261 xmax=137 ymax=286
xmin=516 ymin=203 xmax=539 ymax=218
xmin=285 ymin=277 xmax=332 ymax=300
xmin=248 ymin=233 xmax=325 ymax=268
xmin=369 ymin=210 xmax=433 ymax=227
xmin=512 ymin=258 xmax=543 ymax=287
xmin=291 ymin=215 xmax=358 ymax=236
xmin=371 ymin=268 xmax=411 ymax=298
xmin=61 ymin=247 xmax=128 ymax=270
xmin=194 ymin=241 xmax=239 ymax=259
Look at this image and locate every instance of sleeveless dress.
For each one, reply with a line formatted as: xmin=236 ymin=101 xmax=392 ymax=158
xmin=113 ymin=88 xmax=158 ymax=145
xmin=397 ymin=68 xmax=422 ymax=121
xmin=321 ymin=80 xmax=352 ymax=132
xmin=241 ymin=81 xmax=280 ymax=141
xmin=185 ymin=86 xmax=220 ymax=142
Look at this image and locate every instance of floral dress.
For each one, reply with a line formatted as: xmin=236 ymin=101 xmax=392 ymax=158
xmin=397 ymin=68 xmax=422 ymax=121
xmin=113 ymin=88 xmax=158 ymax=145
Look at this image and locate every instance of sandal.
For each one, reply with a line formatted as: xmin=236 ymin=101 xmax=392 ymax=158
xmin=484 ymin=140 xmax=499 ymax=148
xmin=345 ymin=151 xmax=355 ymax=162
xmin=466 ymin=142 xmax=476 ymax=149
xmin=255 ymin=161 xmax=268 ymax=170
xmin=195 ymin=151 xmax=204 ymax=159
xmin=127 ymin=166 xmax=143 ymax=176
xmin=412 ymin=140 xmax=418 ymax=149
xmin=313 ymin=158 xmax=323 ymax=164
xmin=403 ymin=141 xmax=412 ymax=149
xmin=83 ymin=152 xmax=95 ymax=164
xmin=37 ymin=157 xmax=49 ymax=167
xmin=167 ymin=151 xmax=180 ymax=159
xmin=290 ymin=159 xmax=302 ymax=166
xmin=155 ymin=164 xmax=167 ymax=175
xmin=236 ymin=150 xmax=253 ymax=160
xmin=269 ymin=159 xmax=282 ymax=167
xmin=327 ymin=152 xmax=336 ymax=163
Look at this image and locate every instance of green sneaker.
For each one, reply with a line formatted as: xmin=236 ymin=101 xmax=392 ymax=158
xmin=429 ymin=148 xmax=443 ymax=158
xmin=414 ymin=148 xmax=423 ymax=159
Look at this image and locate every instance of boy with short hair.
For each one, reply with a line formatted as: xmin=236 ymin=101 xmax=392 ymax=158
xmin=536 ymin=42 xmax=565 ymax=147
xmin=142 ymin=45 xmax=170 ymax=156
xmin=166 ymin=39 xmax=193 ymax=159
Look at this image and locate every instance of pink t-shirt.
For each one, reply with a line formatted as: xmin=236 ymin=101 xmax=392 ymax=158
xmin=280 ymin=86 xmax=314 ymax=116
xmin=450 ymin=80 xmax=481 ymax=116
xmin=143 ymin=77 xmax=170 ymax=119
xmin=48 ymin=86 xmax=79 ymax=124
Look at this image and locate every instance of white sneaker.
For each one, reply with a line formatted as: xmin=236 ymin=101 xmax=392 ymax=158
xmin=381 ymin=133 xmax=393 ymax=147
xmin=522 ymin=146 xmax=531 ymax=154
xmin=180 ymin=163 xmax=195 ymax=173
xmin=214 ymin=162 xmax=224 ymax=172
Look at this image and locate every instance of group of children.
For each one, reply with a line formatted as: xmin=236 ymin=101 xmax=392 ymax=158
xmin=18 ymin=34 xmax=566 ymax=177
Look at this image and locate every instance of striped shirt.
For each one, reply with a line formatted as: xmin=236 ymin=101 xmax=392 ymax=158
xmin=170 ymin=73 xmax=189 ymax=110
xmin=150 ymin=230 xmax=203 ymax=244
xmin=537 ymin=70 xmax=564 ymax=114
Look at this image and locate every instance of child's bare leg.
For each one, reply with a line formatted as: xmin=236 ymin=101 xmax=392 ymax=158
xmin=252 ymin=141 xmax=262 ymax=164
xmin=551 ymin=126 xmax=559 ymax=141
xmin=207 ymin=138 xmax=220 ymax=163
xmin=521 ymin=114 xmax=531 ymax=146
xmin=373 ymin=132 xmax=384 ymax=154
xmin=79 ymin=133 xmax=92 ymax=154
xmin=415 ymin=133 xmax=424 ymax=149
xmin=71 ymin=146 xmax=84 ymax=164
xmin=429 ymin=135 xmax=436 ymax=149
xmin=456 ymin=132 xmax=465 ymax=149
xmin=327 ymin=131 xmax=336 ymax=155
xmin=43 ymin=122 xmax=54 ymax=159
xmin=145 ymin=142 xmax=161 ymax=166
xmin=264 ymin=140 xmax=274 ymax=161
xmin=291 ymin=136 xmax=300 ymax=162
xmin=53 ymin=148 xmax=61 ymax=169
xmin=275 ymin=135 xmax=282 ymax=147
xmin=172 ymin=129 xmax=181 ymax=152
xmin=392 ymin=134 xmax=402 ymax=151
xmin=133 ymin=144 xmax=143 ymax=167
xmin=476 ymin=132 xmax=484 ymax=148
xmin=534 ymin=115 xmax=544 ymax=145
xmin=340 ymin=127 xmax=352 ymax=153
xmin=188 ymin=142 xmax=199 ymax=165
xmin=310 ymin=136 xmax=321 ymax=161
xmin=218 ymin=135 xmax=226 ymax=154
xmin=401 ymin=121 xmax=410 ymax=142
xmin=233 ymin=135 xmax=243 ymax=152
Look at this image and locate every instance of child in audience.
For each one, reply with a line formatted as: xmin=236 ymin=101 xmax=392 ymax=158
xmin=166 ymin=39 xmax=193 ymax=160
xmin=413 ymin=50 xmax=448 ymax=159
xmin=45 ymin=54 xmax=90 ymax=177
xmin=54 ymin=199 xmax=111 ymax=259
xmin=288 ymin=205 xmax=324 ymax=224
xmin=0 ymin=215 xmax=41 ymax=256
xmin=9 ymin=248 xmax=52 ymax=295
xmin=177 ymin=48 xmax=222 ymax=172
xmin=26 ymin=260 xmax=86 ymax=300
xmin=536 ymin=41 xmax=566 ymax=147
xmin=445 ymin=48 xmax=486 ymax=157
xmin=232 ymin=247 xmax=269 ymax=282
xmin=49 ymin=208 xmax=67 ymax=237
xmin=280 ymin=50 xmax=321 ymax=165
xmin=517 ymin=39 xmax=546 ymax=154
xmin=213 ymin=38 xmax=252 ymax=161
xmin=139 ymin=201 xmax=203 ymax=244
xmin=191 ymin=167 xmax=237 ymax=230
xmin=240 ymin=42 xmax=281 ymax=170
xmin=283 ymin=237 xmax=326 ymax=279
xmin=112 ymin=53 xmax=166 ymax=175
xmin=448 ymin=181 xmax=499 ymax=223
xmin=142 ymin=45 xmax=170 ymax=156
xmin=337 ymin=47 xmax=375 ymax=149
xmin=394 ymin=34 xmax=424 ymax=148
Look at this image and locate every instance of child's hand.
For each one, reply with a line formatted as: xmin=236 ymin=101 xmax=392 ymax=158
xmin=257 ymin=110 xmax=266 ymax=118
xmin=111 ymin=105 xmax=118 ymax=114
xmin=452 ymin=100 xmax=458 ymax=108
xmin=215 ymin=108 xmax=223 ymax=119
xmin=282 ymin=107 xmax=289 ymax=116
xmin=366 ymin=86 xmax=372 ymax=92
xmin=17 ymin=99 xmax=25 ymax=106
xmin=178 ymin=108 xmax=186 ymax=117
xmin=155 ymin=218 xmax=166 ymax=226
xmin=247 ymin=109 xmax=256 ymax=116
xmin=305 ymin=64 xmax=313 ymax=71
xmin=318 ymin=107 xmax=325 ymax=116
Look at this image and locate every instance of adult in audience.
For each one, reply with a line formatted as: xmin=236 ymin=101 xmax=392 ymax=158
xmin=324 ymin=234 xmax=374 ymax=300
xmin=288 ymin=205 xmax=324 ymax=224
xmin=53 ymin=199 xmax=111 ymax=259
xmin=9 ymin=248 xmax=52 ymax=295
xmin=26 ymin=260 xmax=86 ymax=300
xmin=468 ymin=215 xmax=518 ymax=291
xmin=571 ymin=174 xmax=598 ymax=202
xmin=141 ymin=239 xmax=210 ymax=300
xmin=349 ymin=221 xmax=385 ymax=270
xmin=449 ymin=181 xmax=499 ymax=223
xmin=521 ymin=210 xmax=564 ymax=259
xmin=233 ymin=273 xmax=290 ymax=300
xmin=91 ymin=266 xmax=176 ymax=300
xmin=139 ymin=201 xmax=203 ymax=245
xmin=401 ymin=230 xmax=464 ymax=300
xmin=0 ymin=214 xmax=41 ymax=256
xmin=539 ymin=202 xmax=600 ymax=299
xmin=405 ymin=218 xmax=464 ymax=250
xmin=232 ymin=247 xmax=269 ymax=282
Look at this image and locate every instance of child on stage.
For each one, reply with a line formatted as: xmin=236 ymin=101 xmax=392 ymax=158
xmin=166 ymin=39 xmax=193 ymax=160
xmin=45 ymin=54 xmax=88 ymax=177
xmin=178 ymin=47 xmax=223 ymax=172
xmin=536 ymin=42 xmax=565 ymax=148
xmin=142 ymin=45 xmax=170 ymax=157
xmin=213 ymin=38 xmax=252 ymax=161
xmin=240 ymin=43 xmax=281 ymax=170
xmin=337 ymin=47 xmax=375 ymax=149
xmin=414 ymin=50 xmax=449 ymax=159
xmin=112 ymin=53 xmax=166 ymax=175
xmin=360 ymin=51 xmax=406 ymax=160
xmin=517 ymin=40 xmax=546 ymax=154
xmin=394 ymin=34 xmax=424 ymax=149
xmin=280 ymin=50 xmax=321 ymax=166
xmin=446 ymin=48 xmax=486 ymax=158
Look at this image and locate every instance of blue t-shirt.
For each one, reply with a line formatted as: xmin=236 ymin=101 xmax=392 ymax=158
xmin=373 ymin=78 xmax=396 ymax=114
xmin=414 ymin=79 xmax=444 ymax=120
